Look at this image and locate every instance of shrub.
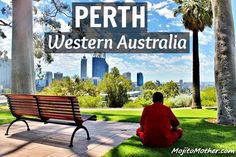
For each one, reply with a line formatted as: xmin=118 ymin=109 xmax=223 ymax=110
xmin=123 ymin=98 xmax=152 ymax=108
xmin=2 ymin=88 xmax=11 ymax=93
xmin=124 ymin=94 xmax=192 ymax=109
xmin=136 ymin=98 xmax=152 ymax=107
xmin=123 ymin=101 xmax=143 ymax=108
xmin=165 ymin=94 xmax=192 ymax=108
xmin=164 ymin=98 xmax=175 ymax=108
xmin=201 ymin=99 xmax=216 ymax=107
xmin=78 ymin=96 xmax=104 ymax=108
xmin=201 ymin=87 xmax=217 ymax=107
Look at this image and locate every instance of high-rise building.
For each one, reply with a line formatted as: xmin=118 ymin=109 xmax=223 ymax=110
xmin=123 ymin=72 xmax=131 ymax=80
xmin=54 ymin=72 xmax=63 ymax=80
xmin=0 ymin=58 xmax=11 ymax=88
xmin=92 ymin=77 xmax=101 ymax=86
xmin=179 ymin=79 xmax=184 ymax=89
xmin=45 ymin=71 xmax=53 ymax=86
xmin=81 ymin=55 xmax=87 ymax=80
xmin=137 ymin=72 xmax=143 ymax=86
xmin=155 ymin=80 xmax=161 ymax=86
xmin=92 ymin=52 xmax=109 ymax=79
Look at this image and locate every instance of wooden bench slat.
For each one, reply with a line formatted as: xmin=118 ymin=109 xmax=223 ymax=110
xmin=39 ymin=100 xmax=78 ymax=102
xmin=38 ymin=102 xmax=79 ymax=106
xmin=40 ymin=107 xmax=80 ymax=112
xmin=9 ymin=100 xmax=37 ymax=103
xmin=13 ymin=110 xmax=39 ymax=116
xmin=11 ymin=106 xmax=37 ymax=111
xmin=7 ymin=96 xmax=35 ymax=99
xmin=37 ymin=97 xmax=76 ymax=101
xmin=10 ymin=102 xmax=37 ymax=106
xmin=41 ymin=113 xmax=81 ymax=120
xmin=39 ymin=105 xmax=79 ymax=111
xmin=40 ymin=110 xmax=81 ymax=116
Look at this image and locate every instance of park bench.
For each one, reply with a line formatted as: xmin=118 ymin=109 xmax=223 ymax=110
xmin=3 ymin=94 xmax=96 ymax=147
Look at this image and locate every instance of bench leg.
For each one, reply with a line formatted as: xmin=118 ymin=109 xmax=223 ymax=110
xmin=81 ymin=125 xmax=91 ymax=140
xmin=69 ymin=125 xmax=90 ymax=147
xmin=5 ymin=119 xmax=30 ymax=135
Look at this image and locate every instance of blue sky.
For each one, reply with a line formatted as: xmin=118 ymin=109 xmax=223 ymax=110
xmin=0 ymin=0 xmax=236 ymax=83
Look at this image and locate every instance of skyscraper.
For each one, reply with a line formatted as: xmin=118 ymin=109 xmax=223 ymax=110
xmin=54 ymin=72 xmax=63 ymax=80
xmin=155 ymin=80 xmax=161 ymax=86
xmin=92 ymin=52 xmax=109 ymax=79
xmin=45 ymin=71 xmax=53 ymax=86
xmin=123 ymin=72 xmax=131 ymax=80
xmin=137 ymin=72 xmax=143 ymax=86
xmin=81 ymin=55 xmax=87 ymax=80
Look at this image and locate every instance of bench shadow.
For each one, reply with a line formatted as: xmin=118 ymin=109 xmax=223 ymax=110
xmin=1 ymin=121 xmax=137 ymax=157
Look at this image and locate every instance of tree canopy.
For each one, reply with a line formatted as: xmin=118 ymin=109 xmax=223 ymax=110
xmin=173 ymin=0 xmax=212 ymax=32
xmin=99 ymin=67 xmax=132 ymax=107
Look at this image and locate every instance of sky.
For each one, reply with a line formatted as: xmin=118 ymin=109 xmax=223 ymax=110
xmin=0 ymin=0 xmax=236 ymax=83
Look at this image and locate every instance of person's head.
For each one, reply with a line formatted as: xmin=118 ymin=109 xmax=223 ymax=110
xmin=152 ymin=92 xmax=164 ymax=103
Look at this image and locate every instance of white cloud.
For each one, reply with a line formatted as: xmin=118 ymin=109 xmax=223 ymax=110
xmin=155 ymin=6 xmax=174 ymax=19
xmin=199 ymin=29 xmax=214 ymax=45
xmin=1 ymin=0 xmax=11 ymax=5
xmin=124 ymin=0 xmax=135 ymax=3
xmin=146 ymin=1 xmax=153 ymax=11
xmin=41 ymin=54 xmax=93 ymax=77
xmin=146 ymin=1 xmax=174 ymax=19
xmin=170 ymin=20 xmax=183 ymax=27
xmin=152 ymin=2 xmax=168 ymax=10
xmin=103 ymin=0 xmax=116 ymax=2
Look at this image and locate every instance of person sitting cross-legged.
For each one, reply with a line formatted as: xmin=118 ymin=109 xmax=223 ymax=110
xmin=136 ymin=92 xmax=183 ymax=147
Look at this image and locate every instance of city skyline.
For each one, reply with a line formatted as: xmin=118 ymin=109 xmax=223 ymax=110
xmin=1 ymin=0 xmax=235 ymax=83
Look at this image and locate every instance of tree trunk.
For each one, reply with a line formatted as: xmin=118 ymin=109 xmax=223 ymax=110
xmin=192 ymin=30 xmax=202 ymax=109
xmin=212 ymin=0 xmax=236 ymax=125
xmin=12 ymin=0 xmax=36 ymax=94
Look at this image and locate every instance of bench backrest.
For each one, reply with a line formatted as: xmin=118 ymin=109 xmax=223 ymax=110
xmin=4 ymin=94 xmax=83 ymax=124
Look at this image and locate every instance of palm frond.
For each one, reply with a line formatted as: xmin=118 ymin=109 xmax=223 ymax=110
xmin=172 ymin=0 xmax=213 ymax=32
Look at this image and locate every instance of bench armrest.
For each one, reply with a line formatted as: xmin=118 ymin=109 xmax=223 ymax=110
xmin=81 ymin=114 xmax=97 ymax=121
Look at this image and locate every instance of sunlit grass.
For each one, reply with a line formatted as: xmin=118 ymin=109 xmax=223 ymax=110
xmin=1 ymin=106 xmax=235 ymax=157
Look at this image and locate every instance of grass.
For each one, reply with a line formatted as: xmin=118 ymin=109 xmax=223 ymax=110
xmin=81 ymin=109 xmax=236 ymax=157
xmin=0 ymin=106 xmax=235 ymax=157
xmin=0 ymin=105 xmax=14 ymax=125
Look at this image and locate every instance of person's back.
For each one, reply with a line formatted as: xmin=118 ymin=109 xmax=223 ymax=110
xmin=137 ymin=92 xmax=183 ymax=147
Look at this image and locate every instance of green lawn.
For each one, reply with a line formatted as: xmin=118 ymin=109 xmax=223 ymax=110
xmin=0 ymin=106 xmax=235 ymax=157
xmin=82 ymin=109 xmax=236 ymax=157
xmin=0 ymin=105 xmax=14 ymax=125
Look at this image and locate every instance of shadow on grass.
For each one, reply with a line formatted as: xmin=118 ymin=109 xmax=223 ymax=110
xmin=104 ymin=119 xmax=236 ymax=157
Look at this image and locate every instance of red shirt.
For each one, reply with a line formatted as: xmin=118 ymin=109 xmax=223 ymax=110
xmin=140 ymin=102 xmax=179 ymax=147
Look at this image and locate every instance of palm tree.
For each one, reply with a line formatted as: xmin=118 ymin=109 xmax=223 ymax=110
xmin=211 ymin=0 xmax=236 ymax=125
xmin=173 ymin=0 xmax=213 ymax=109
xmin=12 ymin=0 xmax=36 ymax=94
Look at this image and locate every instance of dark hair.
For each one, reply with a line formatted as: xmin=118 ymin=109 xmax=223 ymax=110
xmin=153 ymin=92 xmax=164 ymax=103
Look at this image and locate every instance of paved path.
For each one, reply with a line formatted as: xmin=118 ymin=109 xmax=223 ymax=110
xmin=0 ymin=121 xmax=139 ymax=157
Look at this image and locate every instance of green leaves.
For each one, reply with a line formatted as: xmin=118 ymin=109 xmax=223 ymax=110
xmin=159 ymin=81 xmax=180 ymax=98
xmin=173 ymin=0 xmax=213 ymax=32
xmin=142 ymin=81 xmax=157 ymax=90
xmin=40 ymin=76 xmax=98 ymax=97
xmin=99 ymin=67 xmax=132 ymax=107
